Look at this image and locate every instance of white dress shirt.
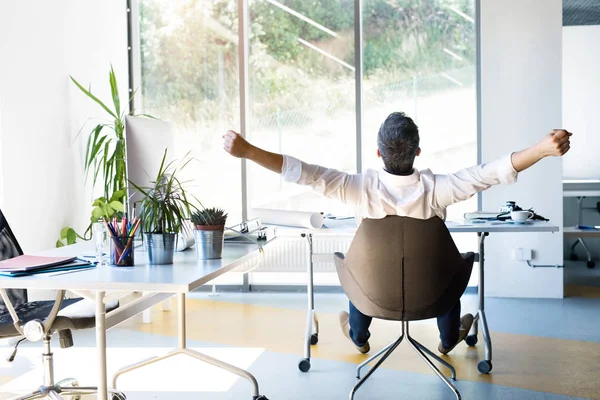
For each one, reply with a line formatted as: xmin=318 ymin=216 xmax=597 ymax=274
xmin=281 ymin=154 xmax=519 ymax=222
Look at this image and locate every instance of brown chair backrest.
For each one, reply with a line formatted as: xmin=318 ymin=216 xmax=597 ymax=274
xmin=334 ymin=216 xmax=474 ymax=321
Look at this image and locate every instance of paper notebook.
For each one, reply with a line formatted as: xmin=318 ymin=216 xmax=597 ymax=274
xmin=0 ymin=255 xmax=77 ymax=272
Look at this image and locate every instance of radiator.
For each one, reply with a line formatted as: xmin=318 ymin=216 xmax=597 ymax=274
xmin=234 ymin=235 xmax=353 ymax=273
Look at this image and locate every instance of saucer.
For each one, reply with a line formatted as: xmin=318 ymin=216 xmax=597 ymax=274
xmin=509 ymin=220 xmax=529 ymax=224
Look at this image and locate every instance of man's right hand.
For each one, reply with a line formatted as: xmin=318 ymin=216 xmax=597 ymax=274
xmin=223 ymin=130 xmax=253 ymax=159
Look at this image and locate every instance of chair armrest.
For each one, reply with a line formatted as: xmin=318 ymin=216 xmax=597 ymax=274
xmin=461 ymin=252 xmax=477 ymax=266
xmin=42 ymin=290 xmax=66 ymax=334
xmin=1 ymin=289 xmax=67 ymax=336
xmin=334 ymin=252 xmax=346 ymax=269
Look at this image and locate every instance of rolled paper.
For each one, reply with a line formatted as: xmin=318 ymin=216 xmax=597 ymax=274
xmin=252 ymin=208 xmax=324 ymax=229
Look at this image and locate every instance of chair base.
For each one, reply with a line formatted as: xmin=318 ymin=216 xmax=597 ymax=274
xmin=11 ymin=383 xmax=126 ymax=400
xmin=9 ymin=336 xmax=126 ymax=400
xmin=350 ymin=321 xmax=460 ymax=400
xmin=571 ymin=237 xmax=595 ymax=268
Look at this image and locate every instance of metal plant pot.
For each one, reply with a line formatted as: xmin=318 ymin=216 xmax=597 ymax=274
xmin=145 ymin=233 xmax=177 ymax=265
xmin=194 ymin=226 xmax=225 ymax=260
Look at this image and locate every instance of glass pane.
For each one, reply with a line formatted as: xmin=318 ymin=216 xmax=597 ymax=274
xmin=248 ymin=0 xmax=356 ymax=215
xmin=362 ymin=0 xmax=478 ymax=283
xmin=139 ymin=0 xmax=242 ymax=223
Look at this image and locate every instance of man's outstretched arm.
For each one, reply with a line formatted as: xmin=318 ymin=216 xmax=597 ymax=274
xmin=223 ymin=130 xmax=363 ymax=206
xmin=223 ymin=130 xmax=284 ymax=172
xmin=434 ymin=129 xmax=572 ymax=208
xmin=510 ymin=129 xmax=571 ymax=172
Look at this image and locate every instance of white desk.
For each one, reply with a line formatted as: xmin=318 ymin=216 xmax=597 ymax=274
xmin=0 ymin=241 xmax=269 ymax=400
xmin=563 ymin=190 xmax=600 ymax=198
xmin=564 ymin=227 xmax=600 ymax=238
xmin=279 ymin=219 xmax=559 ymax=375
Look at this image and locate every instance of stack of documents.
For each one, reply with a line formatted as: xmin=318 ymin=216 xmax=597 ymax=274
xmin=225 ymin=218 xmax=277 ymax=243
xmin=464 ymin=211 xmax=501 ymax=221
xmin=0 ymin=255 xmax=94 ymax=277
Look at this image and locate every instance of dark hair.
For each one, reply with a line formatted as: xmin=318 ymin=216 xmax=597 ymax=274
xmin=377 ymin=112 xmax=420 ymax=174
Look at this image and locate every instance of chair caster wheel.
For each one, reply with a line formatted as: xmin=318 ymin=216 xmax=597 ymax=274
xmin=111 ymin=395 xmax=126 ymax=400
xmin=253 ymin=396 xmax=269 ymax=400
xmin=298 ymin=358 xmax=311 ymax=372
xmin=465 ymin=334 xmax=478 ymax=347
xmin=570 ymin=254 xmax=578 ymax=261
xmin=310 ymin=333 xmax=319 ymax=345
xmin=587 ymin=261 xmax=595 ymax=268
xmin=478 ymin=360 xmax=492 ymax=374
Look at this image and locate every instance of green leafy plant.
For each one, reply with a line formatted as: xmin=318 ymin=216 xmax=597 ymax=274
xmin=56 ymin=190 xmax=126 ymax=247
xmin=130 ymin=149 xmax=195 ymax=234
xmin=74 ymin=65 xmax=128 ymax=200
xmin=56 ymin=66 xmax=146 ymax=247
xmin=191 ymin=207 xmax=228 ymax=227
xmin=90 ymin=190 xmax=127 ymax=222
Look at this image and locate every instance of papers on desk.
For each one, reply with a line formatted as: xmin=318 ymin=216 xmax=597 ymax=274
xmin=0 ymin=255 xmax=94 ymax=277
xmin=225 ymin=218 xmax=277 ymax=243
xmin=464 ymin=211 xmax=501 ymax=221
xmin=322 ymin=216 xmax=357 ymax=231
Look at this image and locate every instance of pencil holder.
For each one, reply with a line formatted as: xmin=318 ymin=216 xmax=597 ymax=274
xmin=110 ymin=236 xmax=135 ymax=266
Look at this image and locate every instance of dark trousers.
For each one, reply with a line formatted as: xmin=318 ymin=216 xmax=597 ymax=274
xmin=349 ymin=300 xmax=461 ymax=349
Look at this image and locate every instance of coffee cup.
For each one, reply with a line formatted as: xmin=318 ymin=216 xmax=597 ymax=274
xmin=510 ymin=210 xmax=533 ymax=223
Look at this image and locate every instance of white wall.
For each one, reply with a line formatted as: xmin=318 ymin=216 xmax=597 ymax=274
xmin=0 ymin=1 xmax=128 ymax=252
xmin=480 ymin=0 xmax=564 ymax=298
xmin=0 ymin=95 xmax=4 ymax=208
xmin=562 ymin=25 xmax=600 ymax=179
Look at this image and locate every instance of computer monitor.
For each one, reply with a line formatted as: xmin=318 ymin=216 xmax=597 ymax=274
xmin=124 ymin=115 xmax=175 ymax=216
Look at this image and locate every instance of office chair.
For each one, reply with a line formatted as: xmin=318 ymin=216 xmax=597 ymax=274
xmin=334 ymin=216 xmax=474 ymax=400
xmin=0 ymin=209 xmax=124 ymax=399
xmin=568 ymin=197 xmax=597 ymax=268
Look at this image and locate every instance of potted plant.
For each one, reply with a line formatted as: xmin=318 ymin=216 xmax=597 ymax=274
xmin=130 ymin=149 xmax=193 ymax=265
xmin=57 ymin=65 xmax=148 ymax=247
xmin=191 ymin=208 xmax=228 ymax=259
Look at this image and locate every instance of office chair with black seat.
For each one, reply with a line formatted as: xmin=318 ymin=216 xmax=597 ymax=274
xmin=334 ymin=216 xmax=475 ymax=400
xmin=0 ymin=209 xmax=124 ymax=400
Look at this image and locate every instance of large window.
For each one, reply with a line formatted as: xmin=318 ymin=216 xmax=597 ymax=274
xmin=137 ymin=0 xmax=478 ymax=285
xmin=137 ymin=0 xmax=476 ymax=221
xmin=247 ymin=0 xmax=356 ymax=216
xmin=138 ymin=0 xmax=242 ymax=223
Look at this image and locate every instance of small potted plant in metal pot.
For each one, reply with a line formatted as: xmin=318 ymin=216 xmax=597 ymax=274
xmin=130 ymin=149 xmax=193 ymax=265
xmin=191 ymin=207 xmax=228 ymax=259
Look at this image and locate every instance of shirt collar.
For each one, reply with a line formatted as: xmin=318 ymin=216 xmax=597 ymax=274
xmin=379 ymin=168 xmax=421 ymax=186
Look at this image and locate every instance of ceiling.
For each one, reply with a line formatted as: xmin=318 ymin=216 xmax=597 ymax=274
xmin=564 ymin=0 xmax=600 ymax=26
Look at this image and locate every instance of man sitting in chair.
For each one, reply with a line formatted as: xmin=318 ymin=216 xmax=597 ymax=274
xmin=222 ymin=112 xmax=571 ymax=355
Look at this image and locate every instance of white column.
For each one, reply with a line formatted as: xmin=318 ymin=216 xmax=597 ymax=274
xmin=0 ymin=95 xmax=4 ymax=207
xmin=562 ymin=26 xmax=600 ymax=179
xmin=480 ymin=0 xmax=564 ymax=298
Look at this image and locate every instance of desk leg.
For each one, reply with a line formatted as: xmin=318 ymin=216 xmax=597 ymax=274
xmin=112 ymin=293 xmax=268 ymax=399
xmin=95 ymin=291 xmax=108 ymax=400
xmin=298 ymin=233 xmax=318 ymax=373
xmin=468 ymin=232 xmax=493 ymax=374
